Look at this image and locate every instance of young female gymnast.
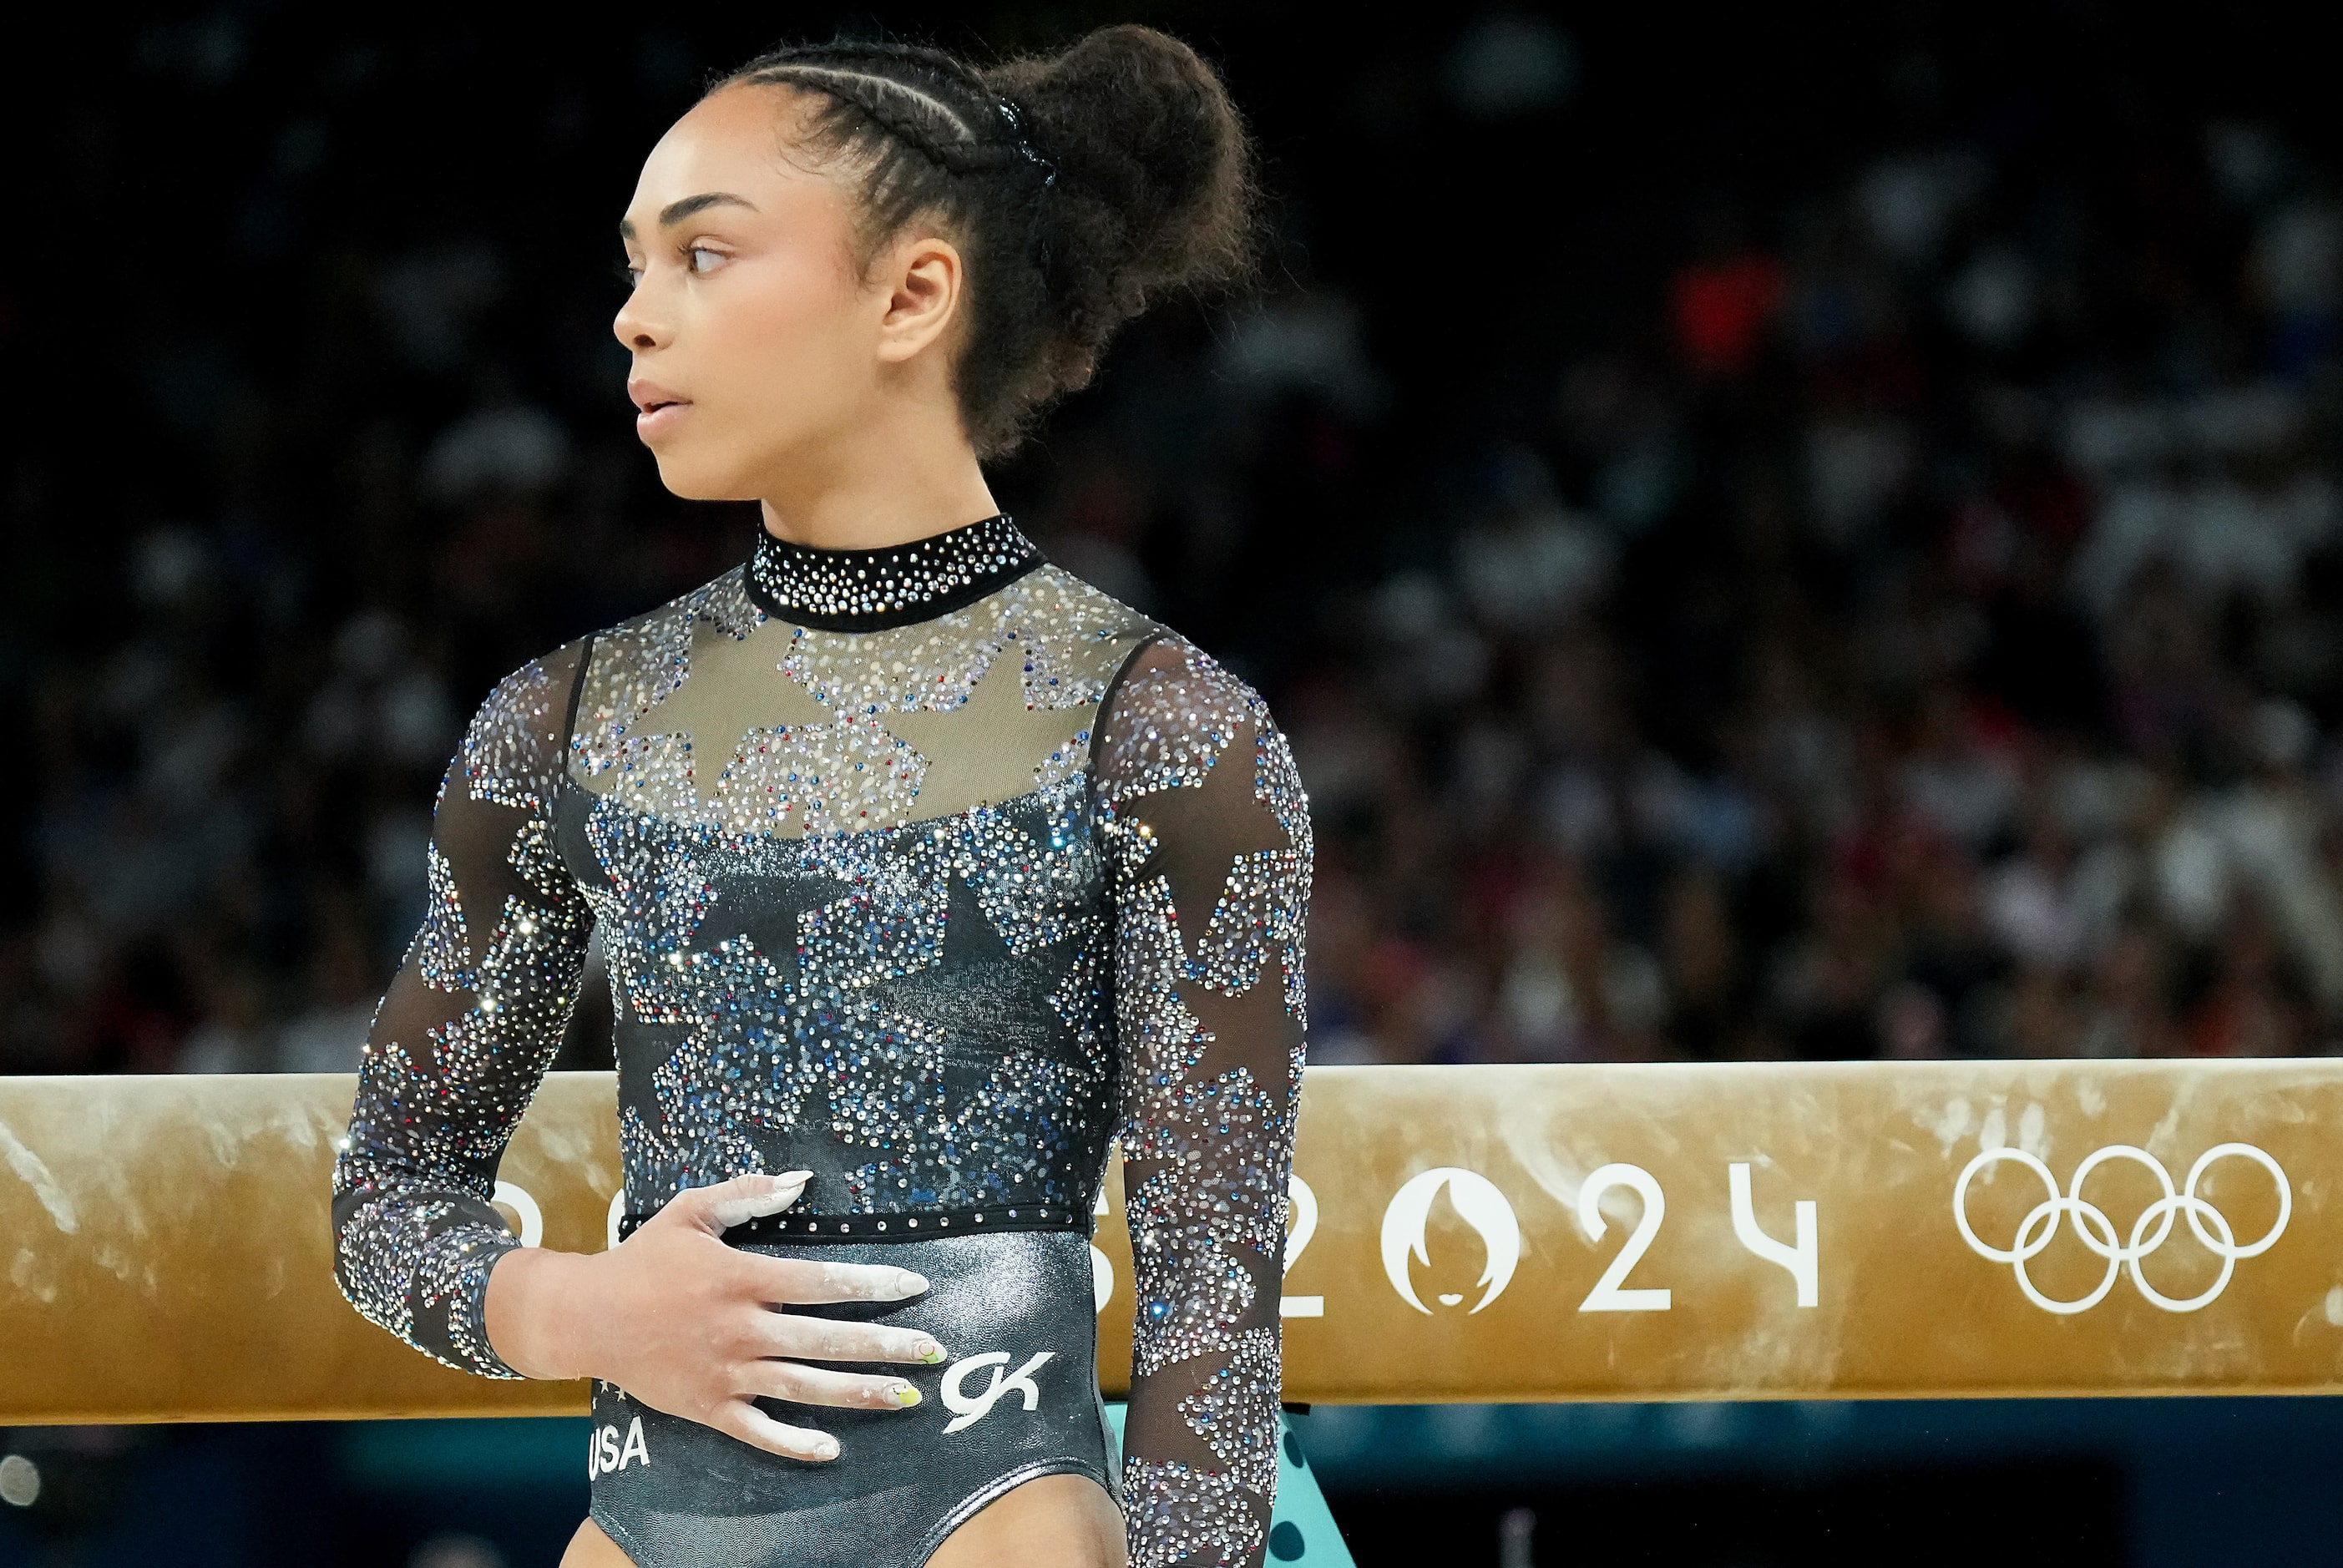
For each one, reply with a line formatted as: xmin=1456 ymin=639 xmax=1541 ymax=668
xmin=331 ymin=26 xmax=1308 ymax=1568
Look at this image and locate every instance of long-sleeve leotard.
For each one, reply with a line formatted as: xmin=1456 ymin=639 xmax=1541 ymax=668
xmin=332 ymin=531 xmax=1308 ymax=1568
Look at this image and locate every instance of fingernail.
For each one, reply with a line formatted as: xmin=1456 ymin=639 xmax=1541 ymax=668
xmin=890 ymin=1382 xmax=921 ymax=1407
xmin=774 ymin=1171 xmax=812 ymax=1187
xmin=812 ymin=1435 xmax=839 ymax=1460
xmin=917 ymin=1342 xmax=947 ymax=1364
xmin=898 ymin=1270 xmax=929 ymax=1294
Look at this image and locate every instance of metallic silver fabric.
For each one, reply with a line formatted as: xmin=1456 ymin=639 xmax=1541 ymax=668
xmin=589 ymin=1233 xmax=1114 ymax=1568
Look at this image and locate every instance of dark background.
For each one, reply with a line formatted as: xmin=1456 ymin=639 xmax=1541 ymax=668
xmin=8 ymin=1 xmax=2343 ymax=1561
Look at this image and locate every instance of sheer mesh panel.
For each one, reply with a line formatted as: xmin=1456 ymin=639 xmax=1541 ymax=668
xmin=331 ymin=637 xmax=597 ymax=1376
xmin=1099 ymin=637 xmax=1311 ymax=1568
xmin=571 ymin=564 xmax=1133 ymax=832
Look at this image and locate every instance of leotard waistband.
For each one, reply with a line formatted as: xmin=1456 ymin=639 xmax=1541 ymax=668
xmin=615 ymin=1201 xmax=1092 ymax=1245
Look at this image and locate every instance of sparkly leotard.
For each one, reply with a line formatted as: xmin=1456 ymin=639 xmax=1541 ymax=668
xmin=331 ymin=515 xmax=1310 ymax=1568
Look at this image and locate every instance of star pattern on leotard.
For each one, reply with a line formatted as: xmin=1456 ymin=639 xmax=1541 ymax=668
xmin=332 ymin=544 xmax=1309 ymax=1568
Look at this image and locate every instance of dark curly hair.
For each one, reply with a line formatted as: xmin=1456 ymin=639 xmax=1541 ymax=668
xmin=714 ymin=27 xmax=1258 ymax=457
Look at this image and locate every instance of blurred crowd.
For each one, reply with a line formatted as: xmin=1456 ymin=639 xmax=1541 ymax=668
xmin=1285 ymin=119 xmax=2343 ymax=1065
xmin=7 ymin=14 xmax=2343 ymax=1082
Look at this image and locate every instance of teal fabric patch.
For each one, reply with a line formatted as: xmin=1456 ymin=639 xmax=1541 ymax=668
xmin=1104 ymin=1404 xmax=1354 ymax=1566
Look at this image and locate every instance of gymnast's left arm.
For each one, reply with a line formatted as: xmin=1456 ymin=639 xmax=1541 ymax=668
xmin=329 ymin=640 xmax=598 ymax=1378
xmin=1098 ymin=637 xmax=1312 ymax=1568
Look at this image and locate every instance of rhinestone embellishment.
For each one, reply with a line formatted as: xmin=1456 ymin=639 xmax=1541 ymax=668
xmin=745 ymin=514 xmax=1043 ymax=628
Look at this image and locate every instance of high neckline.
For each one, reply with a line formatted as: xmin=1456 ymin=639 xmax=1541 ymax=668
xmin=742 ymin=514 xmax=1045 ymax=631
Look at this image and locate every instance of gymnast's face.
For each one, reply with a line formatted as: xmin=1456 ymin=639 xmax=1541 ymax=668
xmin=614 ymin=86 xmax=966 ymax=501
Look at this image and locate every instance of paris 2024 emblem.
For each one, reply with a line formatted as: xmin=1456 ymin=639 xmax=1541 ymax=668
xmin=1379 ymin=1167 xmax=1522 ymax=1313
xmin=1374 ymin=1161 xmax=1820 ymax=1315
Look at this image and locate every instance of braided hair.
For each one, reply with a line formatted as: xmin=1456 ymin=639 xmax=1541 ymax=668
xmin=715 ymin=28 xmax=1257 ymax=457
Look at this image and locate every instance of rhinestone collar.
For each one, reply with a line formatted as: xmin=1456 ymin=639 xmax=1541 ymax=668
xmin=743 ymin=513 xmax=1044 ymax=631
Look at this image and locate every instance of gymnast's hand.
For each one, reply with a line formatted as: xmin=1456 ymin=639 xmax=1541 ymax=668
xmin=483 ymin=1171 xmax=944 ymax=1462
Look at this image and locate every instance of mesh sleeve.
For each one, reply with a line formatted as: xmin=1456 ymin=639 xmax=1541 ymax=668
xmin=1096 ymin=636 xmax=1311 ymax=1568
xmin=330 ymin=638 xmax=598 ymax=1377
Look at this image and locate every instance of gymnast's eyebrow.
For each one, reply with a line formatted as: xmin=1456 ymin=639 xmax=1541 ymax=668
xmin=619 ymin=192 xmax=758 ymax=241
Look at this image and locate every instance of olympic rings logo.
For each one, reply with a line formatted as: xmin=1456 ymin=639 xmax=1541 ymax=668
xmin=1952 ymin=1144 xmax=2291 ymax=1314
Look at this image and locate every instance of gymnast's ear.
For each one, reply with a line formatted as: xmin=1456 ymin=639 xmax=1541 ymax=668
xmin=873 ymin=231 xmax=966 ymax=366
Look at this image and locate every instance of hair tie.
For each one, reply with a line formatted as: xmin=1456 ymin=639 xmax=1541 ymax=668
xmin=994 ymin=96 xmax=1056 ymax=187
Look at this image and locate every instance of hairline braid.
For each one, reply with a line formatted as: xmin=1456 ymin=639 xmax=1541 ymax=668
xmin=727 ymin=44 xmax=1027 ymax=179
xmin=758 ymin=39 xmax=1005 ymax=110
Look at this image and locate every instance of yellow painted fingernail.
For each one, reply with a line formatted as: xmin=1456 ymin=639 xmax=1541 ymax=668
xmin=893 ymin=1383 xmax=922 ymax=1407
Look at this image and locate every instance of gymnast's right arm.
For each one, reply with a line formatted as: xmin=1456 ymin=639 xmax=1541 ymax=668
xmin=331 ymin=639 xmax=600 ymax=1378
xmin=331 ymin=640 xmax=940 ymax=1462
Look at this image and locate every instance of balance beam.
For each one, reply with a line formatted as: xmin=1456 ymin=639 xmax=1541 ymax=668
xmin=2 ymin=1061 xmax=2336 ymax=1424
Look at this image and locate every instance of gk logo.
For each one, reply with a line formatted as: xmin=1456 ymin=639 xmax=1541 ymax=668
xmin=939 ymin=1351 xmax=1055 ymax=1434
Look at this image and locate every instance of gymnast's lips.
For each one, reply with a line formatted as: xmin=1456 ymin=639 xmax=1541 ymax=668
xmin=630 ymin=379 xmax=692 ymax=438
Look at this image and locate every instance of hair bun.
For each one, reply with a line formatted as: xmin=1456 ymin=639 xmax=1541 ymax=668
xmin=987 ymin=26 xmax=1257 ymax=345
xmin=716 ymin=26 xmax=1255 ymax=453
